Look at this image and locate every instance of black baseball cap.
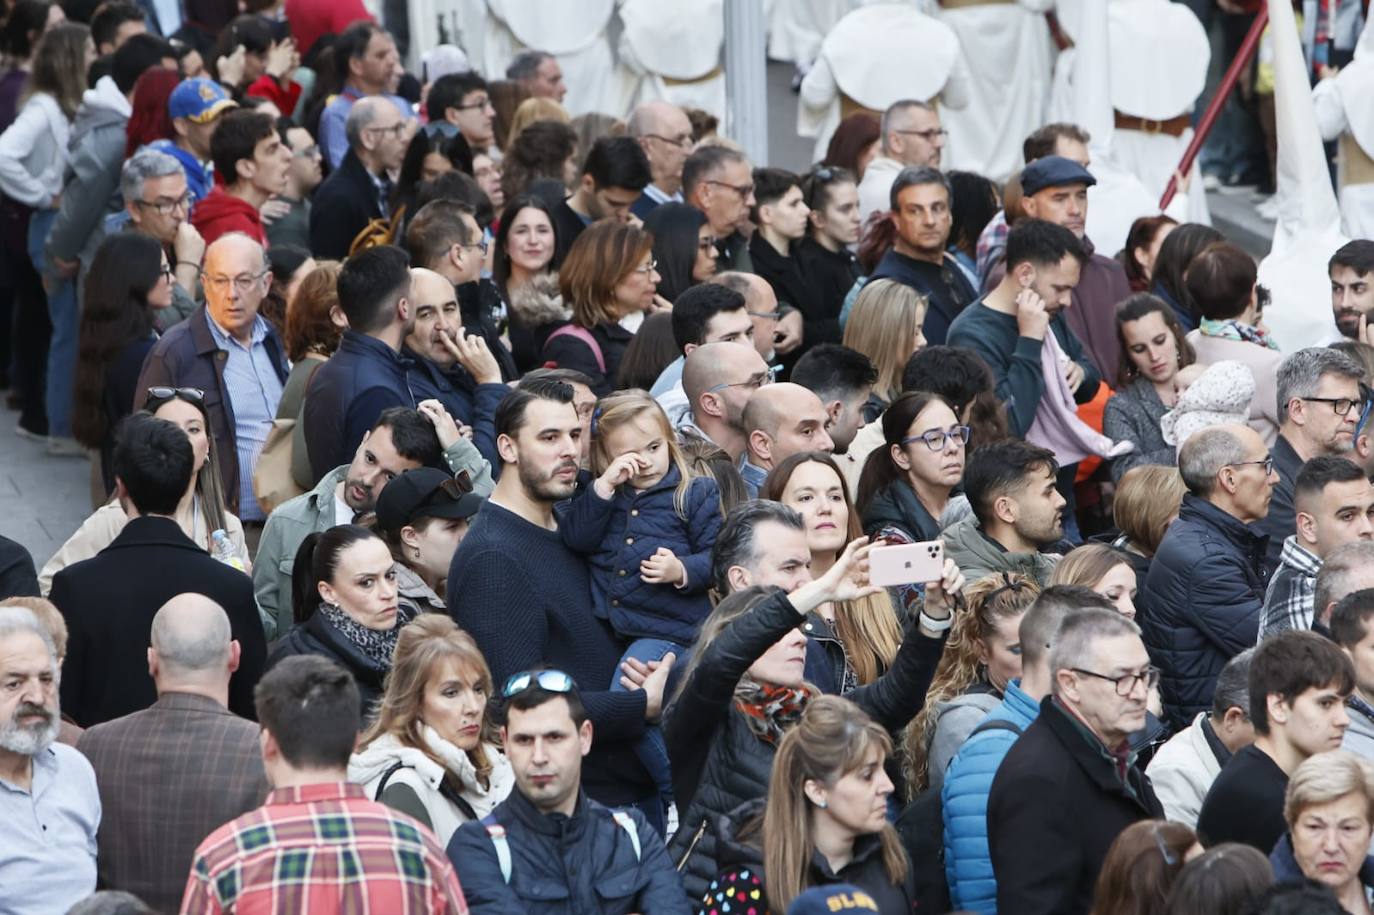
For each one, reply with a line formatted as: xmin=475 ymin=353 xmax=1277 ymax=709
xmin=1020 ymin=155 xmax=1097 ymax=196
xmin=375 ymin=468 xmax=483 ymax=533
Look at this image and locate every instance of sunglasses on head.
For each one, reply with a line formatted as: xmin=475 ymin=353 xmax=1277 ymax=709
xmin=501 ymin=669 xmax=576 ymax=699
xmin=146 ymin=386 xmax=205 ymax=402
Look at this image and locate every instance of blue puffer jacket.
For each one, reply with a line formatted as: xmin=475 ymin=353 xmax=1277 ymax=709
xmin=941 ymin=679 xmax=1040 ymax=915
xmin=558 ymin=466 xmax=722 ymax=645
xmin=1141 ymin=494 xmax=1268 ymax=729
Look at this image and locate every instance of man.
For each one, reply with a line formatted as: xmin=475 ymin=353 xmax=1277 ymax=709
xmin=738 ymin=382 xmax=835 ymax=495
xmin=255 ymin=407 xmax=489 ymax=640
xmin=118 ymin=149 xmax=201 ymax=329
xmin=447 ymin=380 xmax=671 ymax=820
xmin=1196 ymin=631 xmax=1354 ymax=851
xmin=1256 ymin=347 xmax=1366 ymax=569
xmin=90 ymin=0 xmax=145 ymax=54
xmin=304 ymin=246 xmax=423 ymax=480
xmin=627 ymin=100 xmax=694 ymax=219
xmin=650 ymin=279 xmax=755 ymax=400
xmin=1331 ymin=240 xmax=1374 ymax=340
xmin=790 ymin=344 xmax=877 ymax=455
xmin=136 ymin=233 xmax=289 ymax=523
xmin=403 ymin=266 xmax=508 ymax=466
xmin=987 ymin=609 xmax=1164 ymax=915
xmin=517 ymin=367 xmax=599 ymax=469
xmin=151 ymin=77 xmax=235 ymax=205
xmin=182 ymin=656 xmax=467 ymax=912
xmin=1330 ymin=589 xmax=1374 ymax=761
xmin=941 ymin=585 xmax=1108 ymax=912
xmin=49 ymin=415 xmax=266 ymax=725
xmin=867 ymin=167 xmax=977 ymax=346
xmin=425 ymin=71 xmax=496 ymax=154
xmin=447 ymin=675 xmax=689 ymax=912
xmin=713 ymin=270 xmax=797 ymax=364
xmin=551 ymin=136 xmax=652 ymax=262
xmin=942 ymin=439 xmax=1065 ymax=587
xmin=318 ymin=21 xmax=408 ymax=169
xmin=0 ymin=607 xmax=100 ymax=915
xmin=682 ymin=145 xmax=756 ymax=272
xmin=506 ymin=49 xmax=567 ymax=103
xmin=677 ymin=342 xmax=770 ymax=459
xmin=264 ymin=121 xmax=322 ymax=251
xmin=1146 ymin=649 xmax=1257 ymax=828
xmin=77 ymin=595 xmax=268 ymax=913
xmin=1012 ymin=155 xmax=1132 ymax=381
xmin=1314 ymin=541 xmax=1374 ymax=636
xmin=1260 ymin=456 xmax=1374 ymax=638
xmin=856 ymin=100 xmax=946 ymax=223
xmin=191 ymin=109 xmax=290 ymax=247
xmin=1145 ymin=425 xmax=1275 ymax=729
xmin=311 ymin=96 xmax=409 ymax=259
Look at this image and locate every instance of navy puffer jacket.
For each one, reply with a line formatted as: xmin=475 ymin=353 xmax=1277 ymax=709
xmin=558 ymin=466 xmax=722 ymax=645
xmin=1141 ymin=494 xmax=1268 ymax=729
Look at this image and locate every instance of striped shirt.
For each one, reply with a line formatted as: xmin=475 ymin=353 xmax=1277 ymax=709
xmin=180 ymin=781 xmax=467 ymax=915
xmin=205 ymin=311 xmax=285 ymax=522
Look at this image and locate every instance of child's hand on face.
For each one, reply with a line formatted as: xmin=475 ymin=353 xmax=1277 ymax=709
xmin=594 ymin=452 xmax=649 ymax=499
xmin=640 ymin=547 xmax=686 ymax=587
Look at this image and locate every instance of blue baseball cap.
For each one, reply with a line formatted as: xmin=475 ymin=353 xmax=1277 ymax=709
xmin=785 ymin=885 xmax=879 ymax=915
xmin=1020 ymin=155 xmax=1097 ymax=196
xmin=168 ymin=78 xmax=236 ymax=124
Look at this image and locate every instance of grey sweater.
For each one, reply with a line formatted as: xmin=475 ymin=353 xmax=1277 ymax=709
xmin=1102 ymin=378 xmax=1176 ymax=482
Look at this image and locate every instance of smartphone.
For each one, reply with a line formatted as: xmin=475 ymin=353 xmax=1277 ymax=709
xmin=869 ymin=540 xmax=945 ymax=588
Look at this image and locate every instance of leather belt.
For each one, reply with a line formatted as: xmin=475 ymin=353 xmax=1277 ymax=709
xmin=1113 ymin=110 xmax=1191 ymax=138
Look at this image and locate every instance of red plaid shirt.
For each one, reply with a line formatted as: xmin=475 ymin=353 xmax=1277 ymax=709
xmin=179 ymin=782 xmax=468 ymax=915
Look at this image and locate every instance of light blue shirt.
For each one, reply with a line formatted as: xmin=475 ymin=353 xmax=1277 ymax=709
xmin=738 ymin=455 xmax=769 ymax=498
xmin=0 ymin=743 xmax=100 ymax=915
xmin=650 ymin=354 xmax=684 ymax=398
xmin=320 ymin=88 xmax=413 ymax=170
xmin=206 ymin=311 xmax=285 ymax=521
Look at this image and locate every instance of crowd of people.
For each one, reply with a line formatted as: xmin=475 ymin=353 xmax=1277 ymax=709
xmin=1 ymin=0 xmax=1374 ymax=913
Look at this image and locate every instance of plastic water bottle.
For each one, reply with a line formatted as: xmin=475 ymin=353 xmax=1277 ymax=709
xmin=211 ymin=529 xmax=246 ymax=572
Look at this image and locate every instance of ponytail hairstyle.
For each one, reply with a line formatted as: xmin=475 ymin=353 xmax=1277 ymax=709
xmin=588 ymin=389 xmax=700 ymax=517
xmin=291 ymin=524 xmax=384 ymax=624
xmin=763 ymin=695 xmax=907 ymax=913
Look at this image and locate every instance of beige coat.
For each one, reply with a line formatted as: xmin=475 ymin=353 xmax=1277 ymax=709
xmin=1185 ymin=331 xmax=1283 ymax=447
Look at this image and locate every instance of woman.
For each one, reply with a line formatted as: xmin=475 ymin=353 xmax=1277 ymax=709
xmin=272 ymin=524 xmax=415 ymax=718
xmin=1151 ymin=222 xmax=1224 ymax=332
xmin=749 ymin=168 xmax=820 ymax=359
xmin=494 ymin=194 xmax=559 ymax=373
xmin=841 ymin=280 xmax=927 ymax=422
xmin=616 ymin=311 xmax=678 ymax=391
xmin=1111 ymin=464 xmax=1188 ymax=584
xmin=505 ymin=96 xmax=571 ymax=148
xmin=705 ymin=697 xmax=914 ymax=914
xmin=1183 ymin=242 xmax=1283 ymax=445
xmin=258 ymin=244 xmax=313 ymax=337
xmin=858 ymin=392 xmax=966 ymax=545
xmin=1163 ymin=843 xmax=1272 ymax=915
xmin=1271 ymin=750 xmax=1374 ymax=915
xmin=124 ymin=67 xmax=180 ymax=155
xmin=278 ymin=260 xmax=343 ymax=491
xmin=501 ymin=119 xmax=578 ymax=200
xmin=487 ymin=78 xmax=529 ymax=152
xmin=796 ymin=166 xmax=862 ymax=348
xmin=391 ymin=128 xmax=473 ymax=221
xmin=374 ymin=467 xmax=483 ymax=615
xmin=762 ymin=452 xmax=903 ymax=692
xmin=822 ymin=112 xmax=880 ymax=181
xmin=1050 ymin=544 xmax=1140 ymax=619
xmin=1090 ymin=820 xmax=1198 ymax=915
xmin=70 ymin=234 xmax=175 ymax=493
xmin=1122 ymin=215 xmax=1178 ymax=292
xmin=662 ymin=538 xmax=962 ymax=902
xmin=542 ymin=221 xmax=661 ymax=396
xmin=946 ymin=171 xmax=1000 ymax=290
xmin=42 ymin=388 xmax=249 ymax=592
xmin=643 ymin=202 xmax=715 ymax=303
xmin=903 ymin=572 xmax=1038 ymax=795
xmin=209 ymin=14 xmax=300 ymax=112
xmin=1103 ymin=293 xmax=1200 ymax=482
xmin=348 ymin=614 xmax=514 ymax=846
xmin=472 ymin=150 xmax=504 ymax=210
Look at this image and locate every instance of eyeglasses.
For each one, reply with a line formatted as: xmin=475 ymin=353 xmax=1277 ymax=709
xmin=901 ymin=424 xmax=971 ymax=452
xmin=706 ymin=179 xmax=754 ymax=199
xmin=501 ymin=669 xmax=576 ymax=699
xmin=159 ymin=263 xmax=175 ymax=281
xmin=643 ymin=132 xmax=693 ymax=149
xmin=135 ymin=193 xmax=192 ymax=217
xmin=146 ymin=386 xmax=205 ymax=402
xmin=458 ymin=239 xmax=489 ymax=256
xmin=454 ymin=96 xmax=493 ymax=111
xmin=895 ymin=128 xmax=949 ymax=142
xmin=747 ymin=310 xmax=782 ymax=321
xmin=630 ymin=259 xmax=658 ymax=276
xmin=1302 ymin=396 xmax=1365 ymax=416
xmin=698 ymin=236 xmax=719 ymax=253
xmin=202 ymin=271 xmax=268 ymax=294
xmin=1226 ymin=456 xmax=1275 ymax=476
xmin=293 ymin=144 xmax=320 ymax=160
xmin=1071 ymin=665 xmax=1160 ymax=696
xmin=706 ymin=365 xmax=779 ymax=394
xmin=366 ymin=122 xmax=407 ymax=138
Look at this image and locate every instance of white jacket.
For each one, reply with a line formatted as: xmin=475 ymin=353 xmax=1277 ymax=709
xmin=1145 ymin=711 xmax=1224 ymax=828
xmin=0 ymin=92 xmax=70 ymax=208
xmin=349 ymin=728 xmax=514 ymax=846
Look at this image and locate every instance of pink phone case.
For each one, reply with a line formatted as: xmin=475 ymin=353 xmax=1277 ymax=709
xmin=869 ymin=541 xmax=945 ymax=588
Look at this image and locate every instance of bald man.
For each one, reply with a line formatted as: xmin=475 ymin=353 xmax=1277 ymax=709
xmin=403 ymin=267 xmax=508 ymax=466
xmin=710 ymin=271 xmax=803 ymax=363
xmin=311 ymin=95 xmax=411 ymax=258
xmin=739 ymin=382 xmax=835 ymax=495
xmin=628 ymin=100 xmax=695 ymax=219
xmin=78 ymin=594 xmax=269 ymax=913
xmin=680 ymin=341 xmax=770 ymax=460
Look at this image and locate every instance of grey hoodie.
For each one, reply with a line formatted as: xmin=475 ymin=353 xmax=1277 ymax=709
xmin=942 ymin=515 xmax=1059 ymax=589
xmin=46 ymin=76 xmax=129 ymax=278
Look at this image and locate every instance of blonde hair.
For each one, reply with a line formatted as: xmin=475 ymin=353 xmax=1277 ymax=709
xmin=1050 ymin=544 xmax=1134 ymax=592
xmin=589 ymin=390 xmax=700 ymax=517
xmin=763 ymin=696 xmax=907 ymax=913
xmin=902 ymin=572 xmax=1040 ymax=794
xmin=1113 ymin=465 xmax=1187 ymax=557
xmin=1284 ymin=750 xmax=1374 ymax=826
xmin=360 ymin=614 xmax=497 ymax=790
xmin=842 ymin=279 xmax=927 ymax=403
xmin=0 ymin=597 xmax=66 ymax=658
xmin=506 ymin=97 xmax=571 ymax=148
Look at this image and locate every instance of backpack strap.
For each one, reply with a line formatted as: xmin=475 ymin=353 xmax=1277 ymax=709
xmin=969 ymin=718 xmax=1024 ymax=739
xmin=373 ymin=761 xmax=407 ymax=799
xmin=481 ymin=814 xmax=514 ymax=883
xmin=610 ymin=810 xmax=642 ymax=862
xmin=545 ymin=323 xmax=606 ymax=374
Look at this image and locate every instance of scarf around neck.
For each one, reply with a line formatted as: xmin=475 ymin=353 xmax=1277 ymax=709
xmin=1199 ymin=318 xmax=1280 ymax=351
xmin=318 ymin=601 xmax=412 ymax=669
xmin=734 ymin=679 xmax=811 ymax=745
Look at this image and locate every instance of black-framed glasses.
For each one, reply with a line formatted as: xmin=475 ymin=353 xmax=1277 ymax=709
xmin=366 ymin=122 xmax=407 ymax=138
xmin=698 ymin=236 xmax=719 ymax=253
xmin=1302 ymin=396 xmax=1365 ymax=416
xmin=454 ymin=95 xmax=493 ymax=111
xmin=1071 ymin=665 xmax=1160 ymax=697
xmin=501 ymin=669 xmax=576 ymax=699
xmin=643 ymin=132 xmax=692 ymax=149
xmin=1227 ymin=456 xmax=1275 ymax=476
xmin=895 ymin=128 xmax=949 ymax=142
xmin=159 ymin=263 xmax=175 ymax=281
xmin=706 ymin=365 xmax=779 ymax=394
xmin=146 ymin=386 xmax=205 ymax=402
xmin=458 ymin=239 xmax=489 ymax=256
xmin=901 ymin=425 xmax=971 ymax=452
xmin=135 ymin=193 xmax=192 ymax=217
xmin=706 ymin=179 xmax=754 ymax=199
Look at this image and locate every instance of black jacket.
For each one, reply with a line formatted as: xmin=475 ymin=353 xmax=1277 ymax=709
xmin=49 ymin=516 xmax=266 ymax=726
xmin=550 ymin=199 xmax=589 ymax=265
xmin=860 ymin=479 xmax=942 ymax=543
xmin=1253 ymin=434 xmax=1303 ymax=572
xmin=868 ymin=249 xmax=976 ymax=346
xmin=1141 ymin=494 xmax=1268 ymax=728
xmin=0 ymin=534 xmax=37 ymax=600
xmin=750 ymin=233 xmax=824 ymax=350
xmin=402 ymin=346 xmax=507 ymax=468
xmin=266 ymin=608 xmax=389 ymax=719
xmin=456 ymin=278 xmax=519 ymax=382
xmin=664 ymin=588 xmax=944 ymax=903
xmin=309 ymin=148 xmax=385 ymax=259
xmin=987 ymin=697 xmax=1164 ymax=915
xmin=795 ymin=236 xmax=861 ymax=349
xmin=541 ymin=319 xmax=635 ymax=397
